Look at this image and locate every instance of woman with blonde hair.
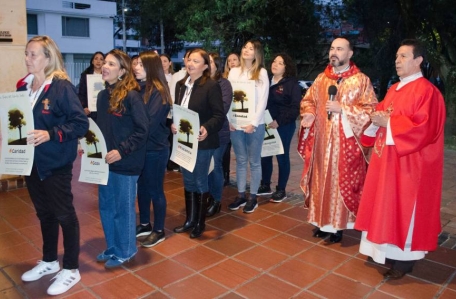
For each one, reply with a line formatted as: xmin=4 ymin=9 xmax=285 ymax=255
xmin=227 ymin=40 xmax=269 ymax=213
xmin=17 ymin=35 xmax=88 ymax=295
xmin=95 ymin=49 xmax=148 ymax=268
xmin=133 ymin=51 xmax=172 ymax=247
xmin=223 ymin=52 xmax=240 ymax=79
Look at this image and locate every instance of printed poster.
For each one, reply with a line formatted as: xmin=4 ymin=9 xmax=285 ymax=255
xmin=78 ymin=118 xmax=109 ymax=184
xmin=170 ymin=105 xmax=199 ymax=172
xmin=261 ymin=110 xmax=284 ymax=157
xmin=86 ymin=74 xmax=104 ymax=112
xmin=228 ymin=79 xmax=256 ymax=130
xmin=0 ymin=91 xmax=35 ymax=176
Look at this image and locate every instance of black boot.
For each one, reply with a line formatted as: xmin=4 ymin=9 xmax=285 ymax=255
xmin=174 ymin=190 xmax=196 ymax=233
xmin=329 ymin=230 xmax=344 ymax=243
xmin=206 ymin=194 xmax=221 ymax=217
xmin=190 ymin=192 xmax=208 ymax=238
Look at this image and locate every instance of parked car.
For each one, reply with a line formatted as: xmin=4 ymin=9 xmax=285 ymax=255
xmin=298 ymin=80 xmax=313 ymax=96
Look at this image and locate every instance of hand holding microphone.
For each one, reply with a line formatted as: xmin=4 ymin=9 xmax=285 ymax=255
xmin=327 ymin=85 xmax=338 ymax=120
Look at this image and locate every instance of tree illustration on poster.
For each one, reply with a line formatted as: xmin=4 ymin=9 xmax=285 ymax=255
xmin=8 ymin=109 xmax=27 ymax=145
xmin=85 ymin=129 xmax=102 ymax=158
xmin=232 ymin=90 xmax=248 ymax=112
xmin=178 ymin=119 xmax=194 ymax=148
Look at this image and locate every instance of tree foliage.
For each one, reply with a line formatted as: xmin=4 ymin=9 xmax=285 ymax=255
xmin=8 ymin=109 xmax=26 ymax=140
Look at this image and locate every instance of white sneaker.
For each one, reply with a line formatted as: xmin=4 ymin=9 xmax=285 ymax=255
xmin=47 ymin=269 xmax=81 ymax=296
xmin=21 ymin=260 xmax=60 ymax=282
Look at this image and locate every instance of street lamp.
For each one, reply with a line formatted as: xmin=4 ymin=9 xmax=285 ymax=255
xmin=122 ymin=0 xmax=126 ymax=52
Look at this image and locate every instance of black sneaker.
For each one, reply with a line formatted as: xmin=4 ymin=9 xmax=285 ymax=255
xmin=140 ymin=231 xmax=165 ymax=248
xmin=136 ymin=223 xmax=152 ymax=237
xmin=270 ymin=189 xmax=287 ymax=203
xmin=243 ymin=198 xmax=258 ymax=213
xmin=257 ymin=185 xmax=272 ymax=196
xmin=228 ymin=197 xmax=247 ymax=210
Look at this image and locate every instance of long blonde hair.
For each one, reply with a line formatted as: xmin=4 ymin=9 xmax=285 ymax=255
xmin=27 ymin=35 xmax=69 ymax=81
xmin=106 ymin=49 xmax=140 ymax=113
xmin=240 ymin=40 xmax=265 ymax=81
xmin=223 ymin=52 xmax=240 ymax=79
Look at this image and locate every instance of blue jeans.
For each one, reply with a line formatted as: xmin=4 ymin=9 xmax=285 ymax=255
xmin=261 ymin=121 xmax=296 ymax=190
xmin=137 ymin=148 xmax=169 ymax=231
xmin=181 ymin=149 xmax=214 ymax=193
xmin=99 ymin=172 xmax=138 ymax=260
xmin=230 ymin=124 xmax=265 ymax=194
xmin=208 ymin=142 xmax=228 ymax=201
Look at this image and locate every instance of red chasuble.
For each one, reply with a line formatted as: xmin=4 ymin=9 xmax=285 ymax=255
xmin=355 ymin=77 xmax=446 ymax=251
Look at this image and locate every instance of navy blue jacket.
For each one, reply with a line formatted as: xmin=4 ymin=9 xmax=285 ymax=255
xmin=96 ymin=83 xmax=148 ymax=175
xmin=16 ymin=75 xmax=89 ymax=180
xmin=267 ymin=77 xmax=301 ymax=126
xmin=217 ymin=78 xmax=233 ymax=145
xmin=138 ymin=82 xmax=170 ymax=151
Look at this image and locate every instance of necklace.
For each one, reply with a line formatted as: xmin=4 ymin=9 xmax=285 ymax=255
xmin=29 ymin=79 xmax=45 ymax=107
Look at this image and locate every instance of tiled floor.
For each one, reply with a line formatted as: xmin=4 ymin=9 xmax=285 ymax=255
xmin=1 ymin=131 xmax=456 ymax=298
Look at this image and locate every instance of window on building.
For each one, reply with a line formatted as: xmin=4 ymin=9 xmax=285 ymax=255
xmin=27 ymin=14 xmax=38 ymax=35
xmin=62 ymin=16 xmax=89 ymax=37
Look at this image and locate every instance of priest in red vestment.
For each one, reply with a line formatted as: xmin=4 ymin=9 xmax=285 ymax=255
xmin=298 ymin=37 xmax=377 ymax=243
xmin=355 ymin=39 xmax=446 ymax=280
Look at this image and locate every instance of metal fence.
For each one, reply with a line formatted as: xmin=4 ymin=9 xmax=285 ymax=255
xmin=65 ymin=62 xmax=89 ymax=87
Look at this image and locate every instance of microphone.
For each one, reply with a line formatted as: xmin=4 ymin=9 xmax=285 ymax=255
xmin=327 ymin=85 xmax=338 ymax=120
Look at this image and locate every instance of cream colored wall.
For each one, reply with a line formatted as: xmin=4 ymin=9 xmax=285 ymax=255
xmin=0 ymin=0 xmax=27 ymax=93
xmin=0 ymin=0 xmax=26 ymax=180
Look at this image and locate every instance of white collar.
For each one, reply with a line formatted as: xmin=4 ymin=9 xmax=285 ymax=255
xmin=397 ymin=72 xmax=422 ymax=90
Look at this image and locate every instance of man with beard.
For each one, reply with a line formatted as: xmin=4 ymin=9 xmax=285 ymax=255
xmin=355 ymin=39 xmax=446 ymax=279
xmin=298 ymin=37 xmax=377 ymax=243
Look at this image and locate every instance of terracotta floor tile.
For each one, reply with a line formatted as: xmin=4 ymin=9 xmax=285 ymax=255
xmin=379 ymin=275 xmax=441 ymax=298
xmin=426 ymin=247 xmax=456 ymax=268
xmin=218 ymin=293 xmax=246 ymax=299
xmin=164 ymin=181 xmax=183 ymax=192
xmin=0 ymin=271 xmax=14 ymax=291
xmin=232 ymin=223 xmax=280 ymax=243
xmin=204 ymin=233 xmax=256 ymax=256
xmin=91 ymin=273 xmax=155 ymax=298
xmin=207 ymin=214 xmax=252 ymax=232
xmin=63 ymin=289 xmax=98 ymax=299
xmin=135 ymin=259 xmax=195 ymax=288
xmin=309 ymin=273 xmax=372 ymax=299
xmin=269 ymin=259 xmax=327 ymax=288
xmin=234 ymin=245 xmax=288 ymax=271
xmin=227 ymin=207 xmax=274 ymax=222
xmin=0 ymin=287 xmax=27 ymax=299
xmin=410 ymin=259 xmax=455 ymax=284
xmin=124 ymin=247 xmax=166 ymax=271
xmin=439 ymin=288 xmax=456 ymax=299
xmin=448 ymin=272 xmax=456 ymax=290
xmin=0 ymin=231 xmax=28 ymax=248
xmin=279 ymin=205 xmax=308 ymax=221
xmin=163 ymin=274 xmax=228 ymax=299
xmin=0 ymin=243 xmax=41 ymax=267
xmin=257 ymin=214 xmax=302 ymax=232
xmin=201 ymin=258 xmax=260 ymax=289
xmin=78 ymin=260 xmax=127 ymax=287
xmin=172 ymin=245 xmax=226 ymax=271
xmin=262 ymin=233 xmax=313 ymax=256
xmin=292 ymin=291 xmax=323 ymax=299
xmin=2 ymin=213 xmax=40 ymax=230
xmin=150 ymin=233 xmax=198 ymax=257
xmin=364 ymin=290 xmax=398 ymax=299
xmin=334 ymin=257 xmax=386 ymax=286
xmin=295 ymin=245 xmax=351 ymax=270
xmin=142 ymin=290 xmax=173 ymax=299
xmin=236 ymin=273 xmax=300 ymax=299
xmin=319 ymin=234 xmax=362 ymax=256
xmin=0 ymin=218 xmax=14 ymax=234
xmin=287 ymin=223 xmax=327 ymax=243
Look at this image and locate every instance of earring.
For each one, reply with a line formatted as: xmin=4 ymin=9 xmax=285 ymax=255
xmin=118 ymin=76 xmax=122 ymax=81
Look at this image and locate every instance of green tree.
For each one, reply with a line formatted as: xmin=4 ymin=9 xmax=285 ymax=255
xmin=179 ymin=119 xmax=193 ymax=143
xmin=8 ymin=109 xmax=26 ymax=140
xmin=85 ymin=130 xmax=99 ymax=154
xmin=233 ymin=90 xmax=248 ymax=111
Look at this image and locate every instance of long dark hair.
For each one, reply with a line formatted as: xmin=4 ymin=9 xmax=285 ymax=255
xmin=84 ymin=51 xmax=105 ymax=73
xmin=139 ymin=51 xmax=172 ymax=106
xmin=272 ymin=53 xmax=297 ymax=78
xmin=181 ymin=48 xmax=211 ymax=86
xmin=209 ymin=52 xmax=223 ymax=81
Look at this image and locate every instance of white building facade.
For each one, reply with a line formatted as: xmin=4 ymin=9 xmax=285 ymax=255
xmin=26 ymin=0 xmax=117 ymax=84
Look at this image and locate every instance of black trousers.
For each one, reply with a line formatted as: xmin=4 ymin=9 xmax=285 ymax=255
xmin=25 ymin=166 xmax=80 ymax=269
xmin=389 ymin=259 xmax=416 ymax=273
